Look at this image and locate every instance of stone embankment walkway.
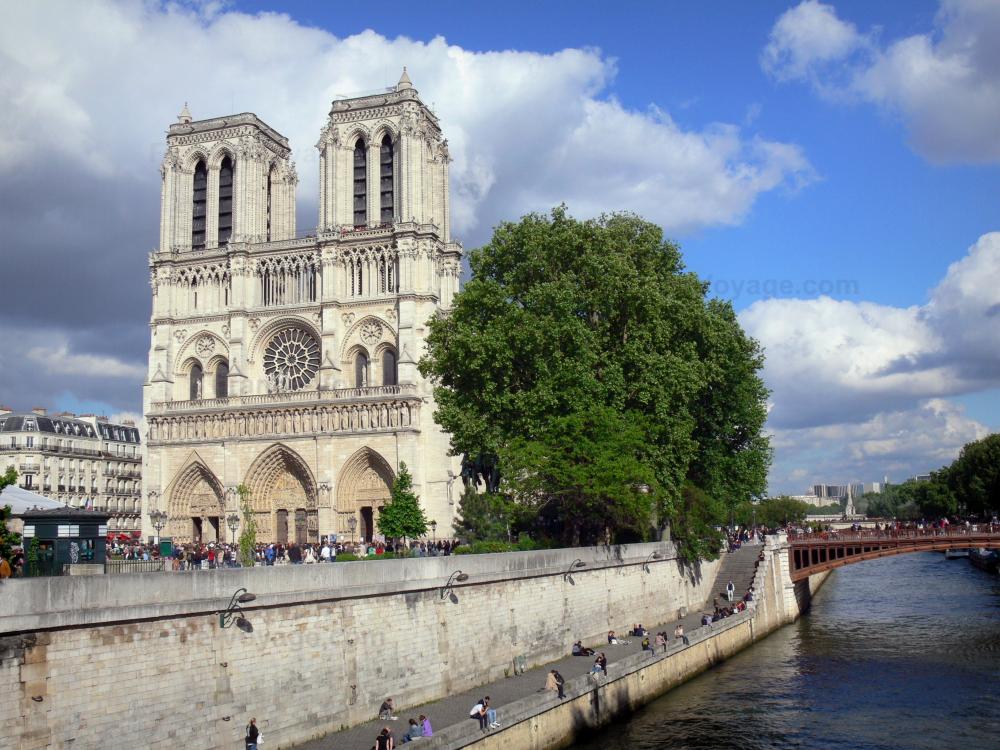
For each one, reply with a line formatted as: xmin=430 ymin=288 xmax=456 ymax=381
xmin=294 ymin=544 xmax=762 ymax=750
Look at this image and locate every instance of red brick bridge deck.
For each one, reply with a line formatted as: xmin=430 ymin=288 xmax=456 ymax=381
xmin=787 ymin=525 xmax=1000 ymax=581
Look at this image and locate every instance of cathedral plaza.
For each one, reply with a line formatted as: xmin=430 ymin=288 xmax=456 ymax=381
xmin=143 ymin=69 xmax=463 ymax=547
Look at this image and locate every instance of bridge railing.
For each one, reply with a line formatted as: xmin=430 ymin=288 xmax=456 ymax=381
xmin=788 ymin=524 xmax=1000 ymax=543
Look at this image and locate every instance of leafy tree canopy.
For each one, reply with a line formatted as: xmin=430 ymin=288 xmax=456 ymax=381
xmin=420 ymin=207 xmax=771 ymax=558
xmin=378 ymin=462 xmax=428 ymax=540
xmin=1 ymin=467 xmax=21 ymax=563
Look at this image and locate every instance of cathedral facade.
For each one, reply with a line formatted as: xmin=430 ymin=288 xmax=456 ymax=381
xmin=142 ymin=70 xmax=462 ymax=546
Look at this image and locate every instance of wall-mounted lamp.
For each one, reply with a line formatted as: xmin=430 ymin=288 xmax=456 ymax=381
xmin=643 ymin=551 xmax=663 ymax=572
xmin=440 ymin=570 xmax=469 ymax=602
xmin=222 ymin=716 xmax=231 ymax=722
xmin=31 ymin=696 xmax=43 ymax=703
xmin=564 ymin=559 xmax=587 ymax=583
xmin=219 ymin=587 xmax=257 ymax=632
xmin=219 ymin=662 xmax=228 ymax=668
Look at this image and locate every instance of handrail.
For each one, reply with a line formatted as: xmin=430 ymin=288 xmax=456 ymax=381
xmin=788 ymin=525 xmax=1000 ymax=544
xmin=150 ymin=384 xmax=418 ymax=412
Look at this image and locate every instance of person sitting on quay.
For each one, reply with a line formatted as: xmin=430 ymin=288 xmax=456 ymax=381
xmin=375 ymin=726 xmax=394 ymax=750
xmin=572 ymin=640 xmax=595 ymax=657
xmin=674 ymin=624 xmax=689 ymax=645
xmin=469 ymin=699 xmax=488 ymax=731
xmin=655 ymin=631 xmax=667 ymax=652
xmin=701 ymin=613 xmax=713 ymax=626
xmin=379 ymin=697 xmax=398 ymax=721
xmin=590 ymin=659 xmax=604 ymax=681
xmin=484 ymin=695 xmax=499 ymax=729
xmin=641 ymin=635 xmax=653 ymax=654
xmin=401 ymin=717 xmax=423 ymax=743
xmin=420 ymin=714 xmax=432 ymax=737
xmin=607 ymin=630 xmax=618 ymax=645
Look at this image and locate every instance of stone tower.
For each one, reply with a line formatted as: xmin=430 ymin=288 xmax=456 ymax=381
xmin=143 ymin=72 xmax=462 ymax=546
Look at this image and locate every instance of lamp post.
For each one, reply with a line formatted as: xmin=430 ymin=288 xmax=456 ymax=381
xmin=226 ymin=513 xmax=240 ymax=545
xmin=430 ymin=519 xmax=437 ymax=543
xmin=150 ymin=509 xmax=167 ymax=545
xmin=348 ymin=515 xmax=357 ymax=546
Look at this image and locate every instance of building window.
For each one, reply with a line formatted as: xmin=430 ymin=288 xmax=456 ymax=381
xmin=9 ymin=437 xmax=14 ymax=448
xmin=382 ymin=350 xmax=397 ymax=386
xmin=380 ymin=135 xmax=394 ymax=225
xmin=355 ymin=351 xmax=369 ymax=388
xmin=24 ymin=474 xmax=32 ymax=488
xmin=26 ymin=436 xmax=33 ymax=448
xmin=192 ymin=160 xmax=208 ymax=250
xmin=353 ymin=140 xmax=367 ymax=227
xmin=215 ymin=361 xmax=229 ymax=398
xmin=190 ymin=363 xmax=203 ymax=400
xmin=266 ymin=167 xmax=273 ymax=242
xmin=218 ymin=155 xmax=233 ymax=245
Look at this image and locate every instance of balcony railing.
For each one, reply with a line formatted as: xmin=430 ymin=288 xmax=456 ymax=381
xmin=18 ymin=463 xmax=40 ymax=473
xmin=151 ymin=383 xmax=418 ymax=413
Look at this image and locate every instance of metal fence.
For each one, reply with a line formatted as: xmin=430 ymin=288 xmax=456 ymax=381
xmin=104 ymin=559 xmax=165 ymax=574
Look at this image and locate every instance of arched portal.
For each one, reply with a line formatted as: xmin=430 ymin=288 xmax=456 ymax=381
xmin=164 ymin=458 xmax=224 ymax=544
xmin=336 ymin=447 xmax=395 ymax=543
xmin=243 ymin=444 xmax=318 ymax=544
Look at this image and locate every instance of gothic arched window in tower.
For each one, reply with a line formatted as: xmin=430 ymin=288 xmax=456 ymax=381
xmin=266 ymin=165 xmax=275 ymax=242
xmin=215 ymin=360 xmax=229 ymax=398
xmin=355 ymin=351 xmax=369 ymax=388
xmin=192 ymin=160 xmax=207 ymax=250
xmin=380 ymin=135 xmax=394 ymax=225
xmin=189 ymin=363 xmax=203 ymax=401
xmin=382 ymin=349 xmax=397 ymax=386
xmin=353 ymin=140 xmax=367 ymax=227
xmin=218 ymin=155 xmax=234 ymax=245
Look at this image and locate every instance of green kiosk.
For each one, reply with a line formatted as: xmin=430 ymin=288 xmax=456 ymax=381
xmin=20 ymin=508 xmax=111 ymax=575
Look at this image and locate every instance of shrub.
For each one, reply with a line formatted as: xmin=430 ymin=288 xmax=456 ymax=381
xmin=335 ymin=553 xmax=360 ymax=562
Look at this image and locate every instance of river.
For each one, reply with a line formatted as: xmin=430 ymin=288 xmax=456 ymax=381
xmin=574 ymin=551 xmax=1000 ymax=749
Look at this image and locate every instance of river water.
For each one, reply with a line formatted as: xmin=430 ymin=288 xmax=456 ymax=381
xmin=574 ymin=552 xmax=1000 ymax=750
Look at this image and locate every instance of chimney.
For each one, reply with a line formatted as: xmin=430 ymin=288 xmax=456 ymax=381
xmin=32 ymin=407 xmax=48 ymax=416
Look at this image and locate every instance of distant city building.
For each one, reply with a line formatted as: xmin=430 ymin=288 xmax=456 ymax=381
xmin=0 ymin=407 xmax=142 ymax=535
xmin=863 ymin=482 xmax=882 ymax=495
xmin=913 ymin=473 xmax=932 ymax=482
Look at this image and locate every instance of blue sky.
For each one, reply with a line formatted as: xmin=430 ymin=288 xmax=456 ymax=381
xmin=3 ymin=0 xmax=999 ymax=493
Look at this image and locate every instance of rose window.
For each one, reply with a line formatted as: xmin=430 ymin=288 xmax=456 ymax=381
xmin=263 ymin=328 xmax=321 ymax=391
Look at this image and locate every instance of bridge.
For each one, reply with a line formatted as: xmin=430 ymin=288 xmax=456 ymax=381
xmin=787 ymin=525 xmax=1000 ymax=581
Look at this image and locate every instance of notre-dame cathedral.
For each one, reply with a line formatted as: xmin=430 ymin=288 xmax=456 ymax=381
xmin=142 ymin=69 xmax=463 ymax=545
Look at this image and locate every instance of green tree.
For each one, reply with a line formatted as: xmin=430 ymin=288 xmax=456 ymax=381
xmin=453 ymin=485 xmax=510 ymax=542
xmin=949 ymin=434 xmax=1000 ymax=516
xmin=420 ymin=207 xmax=770 ymax=555
xmin=378 ymin=462 xmax=428 ymax=541
xmin=236 ymin=484 xmax=258 ymax=568
xmin=0 ymin=467 xmax=21 ymax=563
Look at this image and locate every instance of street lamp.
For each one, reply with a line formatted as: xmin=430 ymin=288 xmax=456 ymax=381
xmin=150 ymin=509 xmax=168 ymax=544
xmin=348 ymin=515 xmax=357 ymax=546
xmin=226 ymin=513 xmax=240 ymax=545
xmin=219 ymin=588 xmax=257 ymax=632
xmin=430 ymin=519 xmax=437 ymax=542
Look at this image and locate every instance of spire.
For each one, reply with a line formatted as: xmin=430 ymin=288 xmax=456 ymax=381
xmin=396 ymin=67 xmax=413 ymax=91
xmin=177 ymin=102 xmax=192 ymax=124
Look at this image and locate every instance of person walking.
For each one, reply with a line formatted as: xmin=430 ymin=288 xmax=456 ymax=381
xmin=244 ymin=718 xmax=260 ymax=750
xmin=726 ymin=580 xmax=735 ymax=602
xmin=553 ymin=670 xmax=566 ymax=699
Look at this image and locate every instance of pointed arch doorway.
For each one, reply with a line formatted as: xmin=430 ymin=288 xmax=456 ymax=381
xmin=244 ymin=444 xmax=318 ymax=544
xmin=337 ymin=448 xmax=394 ymax=544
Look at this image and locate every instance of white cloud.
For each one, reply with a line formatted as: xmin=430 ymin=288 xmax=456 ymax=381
xmin=768 ymin=399 xmax=990 ymax=493
xmin=761 ymin=0 xmax=867 ymax=84
xmin=0 ymin=0 xmax=811 ymax=242
xmin=762 ymin=0 xmax=1000 ymax=163
xmin=26 ymin=342 xmax=146 ymax=380
xmin=741 ymin=232 xmax=1000 ymax=491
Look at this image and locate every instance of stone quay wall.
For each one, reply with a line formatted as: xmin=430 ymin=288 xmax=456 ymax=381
xmin=0 ymin=542 xmax=718 ymax=750
xmin=434 ymin=534 xmax=829 ymax=750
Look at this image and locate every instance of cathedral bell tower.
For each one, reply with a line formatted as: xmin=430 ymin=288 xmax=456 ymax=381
xmin=159 ymin=105 xmax=298 ymax=253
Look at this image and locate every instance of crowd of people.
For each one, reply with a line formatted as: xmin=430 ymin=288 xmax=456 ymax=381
xmin=372 ymin=698 xmax=433 ymax=748
xmin=101 ymin=537 xmax=460 ymax=571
